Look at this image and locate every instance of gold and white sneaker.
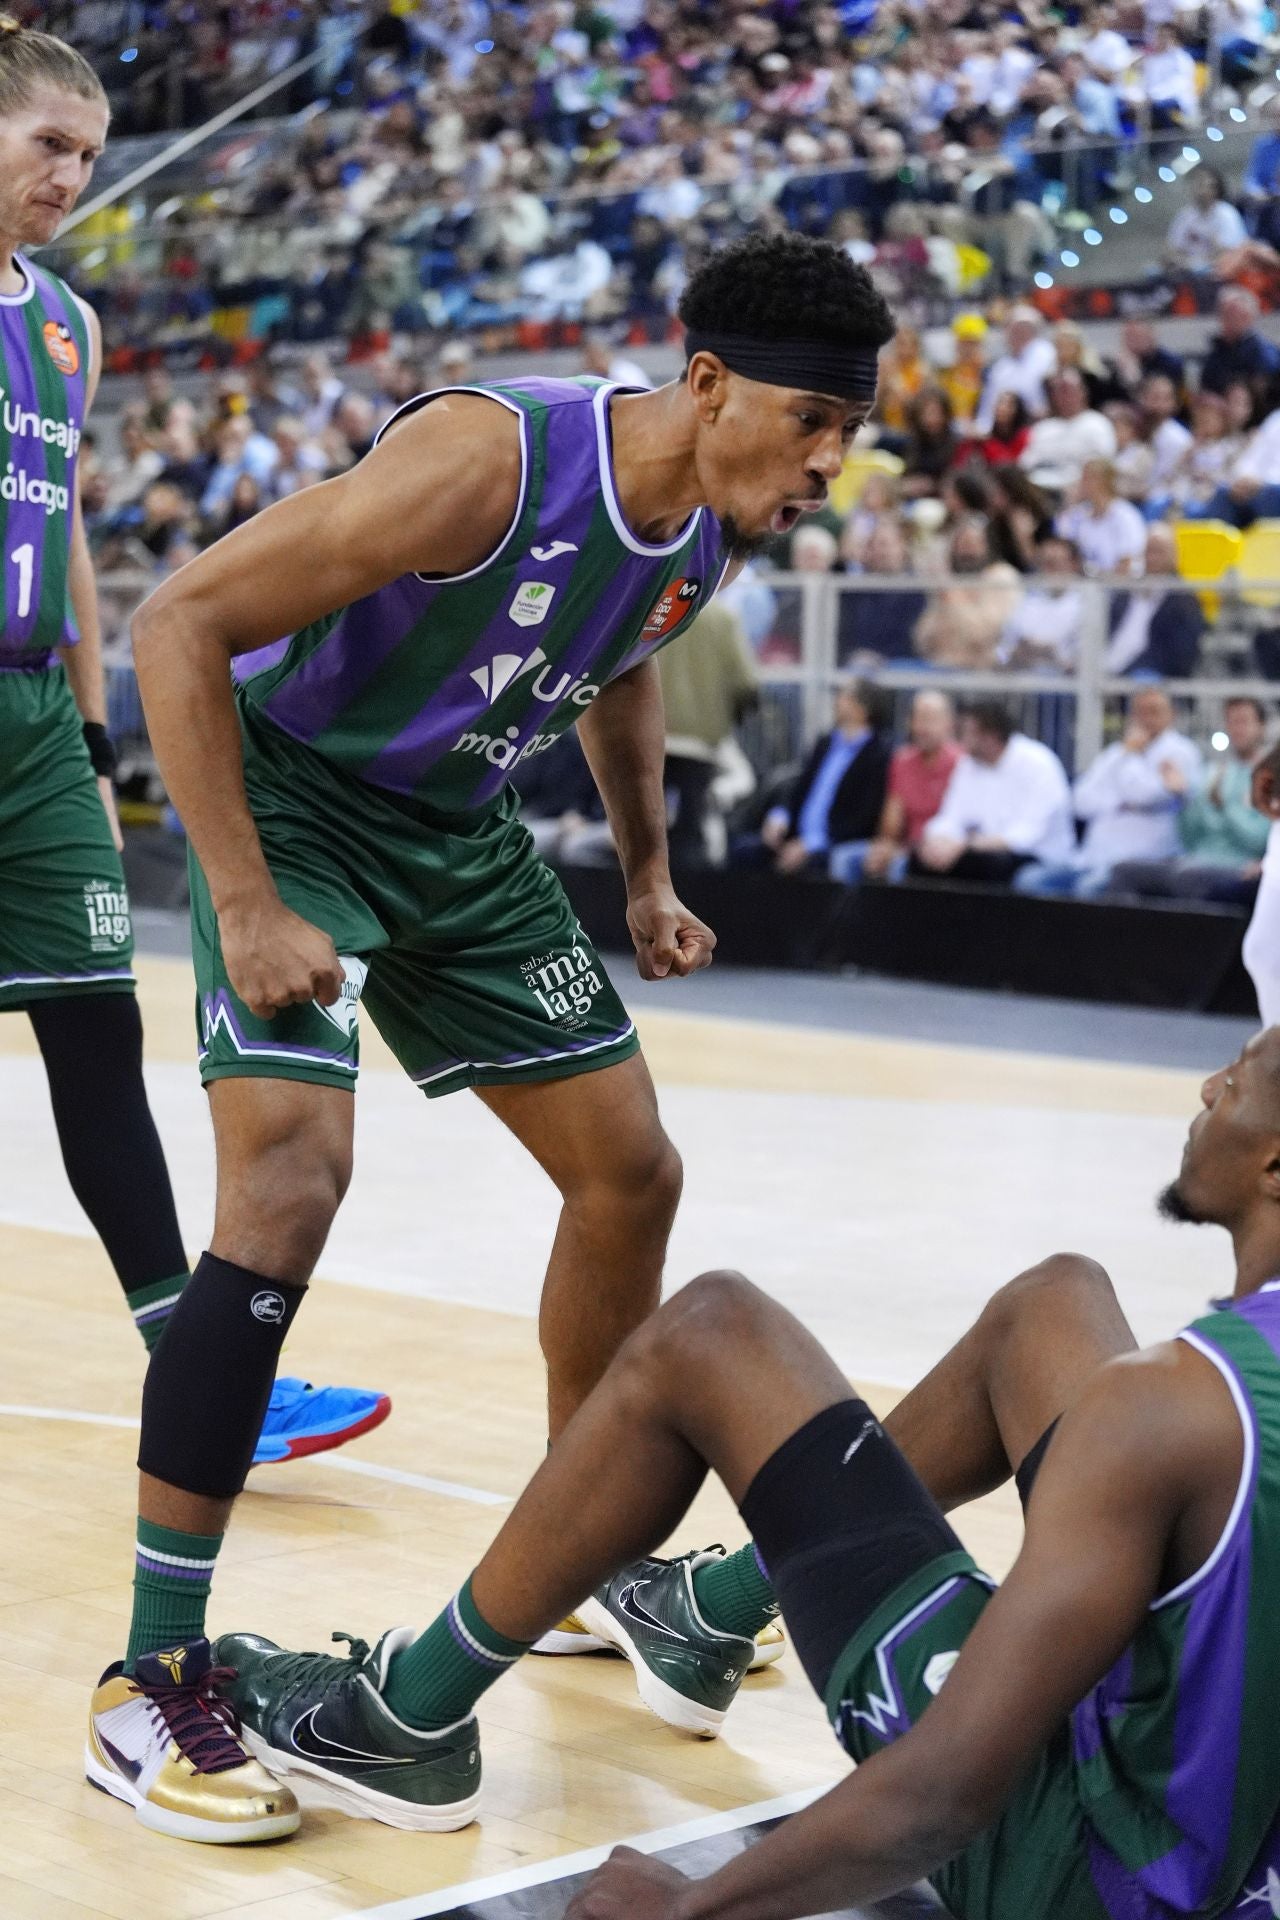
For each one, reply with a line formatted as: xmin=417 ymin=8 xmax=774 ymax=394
xmin=86 ymin=1638 xmax=300 ymax=1844
xmin=534 ymin=1607 xmax=787 ymax=1672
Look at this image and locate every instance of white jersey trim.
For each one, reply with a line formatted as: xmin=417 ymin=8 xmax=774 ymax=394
xmin=0 ymin=255 xmax=36 ymax=306
xmin=1153 ymin=1328 xmax=1256 ymax=1611
xmin=592 ymin=381 xmax=702 ymax=557
xmin=373 ymin=384 xmax=530 ymax=585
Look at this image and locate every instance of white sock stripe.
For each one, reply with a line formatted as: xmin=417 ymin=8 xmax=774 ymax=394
xmin=449 ymin=1599 xmax=521 ymax=1667
xmin=131 ymin=1291 xmax=182 ymax=1320
xmin=135 ymin=1542 xmax=219 ymax=1570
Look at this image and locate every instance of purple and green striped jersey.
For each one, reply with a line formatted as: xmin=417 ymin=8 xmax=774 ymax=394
xmin=1073 ymin=1284 xmax=1280 ymax=1919
xmin=0 ymin=256 xmax=89 ymax=667
xmin=233 ymin=377 xmax=726 ymax=809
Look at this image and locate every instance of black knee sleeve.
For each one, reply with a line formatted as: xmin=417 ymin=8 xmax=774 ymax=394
xmin=30 ymin=992 xmax=187 ymax=1294
xmin=138 ymin=1252 xmax=305 ymax=1498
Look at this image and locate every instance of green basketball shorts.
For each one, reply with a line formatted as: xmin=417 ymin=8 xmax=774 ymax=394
xmin=739 ymin=1402 xmax=1108 ymax=1920
xmin=191 ymin=695 xmax=640 ymax=1098
xmin=0 ymin=665 xmax=135 ymax=1012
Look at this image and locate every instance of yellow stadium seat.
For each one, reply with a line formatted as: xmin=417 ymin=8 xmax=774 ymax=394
xmin=1239 ymin=520 xmax=1280 ymax=610
xmin=1172 ymin=519 xmax=1242 ymax=619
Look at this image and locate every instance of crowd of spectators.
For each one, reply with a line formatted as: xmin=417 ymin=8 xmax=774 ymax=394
xmin=726 ymin=684 xmax=1274 ymax=910
xmin=45 ymin=0 xmax=1280 ymax=360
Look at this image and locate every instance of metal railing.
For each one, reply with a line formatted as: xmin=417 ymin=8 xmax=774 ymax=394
xmin=96 ymin=564 xmax=1280 ymax=791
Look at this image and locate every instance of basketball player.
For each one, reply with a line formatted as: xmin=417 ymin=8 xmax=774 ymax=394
xmin=87 ymin=232 xmax=895 ymax=1838
xmin=215 ymin=1028 xmax=1280 ymax=1920
xmin=0 ymin=23 xmax=387 ymax=1477
xmin=1244 ymin=740 xmax=1280 ymax=1026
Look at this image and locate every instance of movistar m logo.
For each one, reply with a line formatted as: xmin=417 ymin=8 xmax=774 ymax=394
xmin=470 ymin=648 xmax=547 ymax=703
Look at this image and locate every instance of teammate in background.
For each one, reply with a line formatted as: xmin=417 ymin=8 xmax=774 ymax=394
xmin=0 ymin=32 xmax=387 ymax=1470
xmin=217 ymin=1029 xmax=1280 ymax=1920
xmin=90 ymin=233 xmax=895 ymax=1840
xmin=1244 ymin=739 xmax=1280 ymax=1028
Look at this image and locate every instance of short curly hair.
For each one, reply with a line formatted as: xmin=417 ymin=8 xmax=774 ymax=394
xmin=678 ymin=233 xmax=896 ymax=353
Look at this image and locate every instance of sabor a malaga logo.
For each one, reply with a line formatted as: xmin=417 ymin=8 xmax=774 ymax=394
xmin=83 ymin=880 xmax=130 ymax=951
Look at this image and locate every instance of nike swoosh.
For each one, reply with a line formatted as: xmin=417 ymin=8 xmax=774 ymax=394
xmin=97 ymin=1731 xmax=143 ymax=1781
xmin=843 ymin=1419 xmax=879 ymax=1465
xmin=288 ymin=1704 xmax=420 ymax=1768
xmin=616 ymin=1581 xmax=688 ymax=1644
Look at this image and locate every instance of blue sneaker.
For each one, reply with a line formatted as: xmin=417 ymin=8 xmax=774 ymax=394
xmin=251 ymin=1377 xmax=392 ymax=1468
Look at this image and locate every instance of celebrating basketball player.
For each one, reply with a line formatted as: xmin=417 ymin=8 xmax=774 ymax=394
xmin=0 ymin=11 xmax=386 ymax=1577
xmin=91 ymin=231 xmax=894 ymax=1837
xmin=217 ymin=1030 xmax=1280 ymax=1920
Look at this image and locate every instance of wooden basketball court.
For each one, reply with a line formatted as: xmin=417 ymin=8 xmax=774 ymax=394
xmin=0 ymin=955 xmax=1234 ymax=1919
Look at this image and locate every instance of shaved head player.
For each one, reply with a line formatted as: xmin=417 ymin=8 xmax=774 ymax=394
xmin=87 ymin=235 xmax=897 ymax=1839
xmin=0 ymin=20 xmax=384 ymax=1496
xmin=217 ymin=1034 xmax=1280 ymax=1920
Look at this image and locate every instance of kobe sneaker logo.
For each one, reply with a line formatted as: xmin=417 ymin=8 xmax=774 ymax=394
xmin=290 ymin=1706 xmax=418 ymax=1768
xmin=471 ymin=647 xmax=547 ymax=703
xmin=842 ymin=1418 xmax=879 ymax=1465
xmin=157 ymin=1647 xmax=188 ymax=1684
xmin=617 ymin=1581 xmax=687 ymax=1644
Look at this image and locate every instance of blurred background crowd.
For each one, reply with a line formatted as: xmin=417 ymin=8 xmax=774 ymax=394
xmin=28 ymin=0 xmax=1280 ymax=917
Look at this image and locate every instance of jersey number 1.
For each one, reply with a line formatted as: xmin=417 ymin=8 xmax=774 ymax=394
xmin=10 ymin=543 xmax=34 ymax=619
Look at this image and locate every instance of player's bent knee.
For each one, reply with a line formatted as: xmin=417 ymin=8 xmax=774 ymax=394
xmin=983 ymin=1251 xmax=1116 ymax=1334
xmin=650 ymin=1270 xmax=772 ymax=1364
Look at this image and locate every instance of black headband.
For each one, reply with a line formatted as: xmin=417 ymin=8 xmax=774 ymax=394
xmin=684 ymin=330 xmax=881 ymax=403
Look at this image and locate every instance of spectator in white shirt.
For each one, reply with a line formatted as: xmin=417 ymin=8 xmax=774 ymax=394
xmin=1083 ymin=11 xmax=1135 ymax=80
xmin=1164 ymin=169 xmax=1247 ymax=273
xmin=1143 ymin=22 xmax=1201 ymax=124
xmin=973 ymin=307 xmax=1058 ymax=434
xmin=999 ymin=533 xmax=1086 ymax=668
xmin=1138 ymin=373 xmax=1193 ymax=495
xmin=1055 ymin=459 xmax=1147 ymax=574
xmin=1020 ymin=369 xmax=1117 ymax=492
xmin=1198 ymin=407 xmax=1280 ymax=527
xmin=1015 ymin=687 xmax=1202 ymax=895
xmin=914 ymin=700 xmax=1074 ymax=886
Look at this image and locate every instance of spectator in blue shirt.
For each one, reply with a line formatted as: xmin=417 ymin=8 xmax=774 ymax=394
xmin=1242 ymin=101 xmax=1280 ymax=248
xmin=758 ymin=680 xmax=894 ymax=875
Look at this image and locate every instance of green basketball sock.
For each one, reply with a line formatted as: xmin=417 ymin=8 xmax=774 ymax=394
xmin=692 ymin=1544 xmax=779 ymax=1640
xmin=125 ymin=1272 xmax=189 ymax=1352
xmin=384 ymin=1575 xmax=532 ymax=1730
xmin=125 ymin=1518 xmax=223 ymax=1673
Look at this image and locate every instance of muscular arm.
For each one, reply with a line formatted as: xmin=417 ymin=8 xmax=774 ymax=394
xmin=132 ymin=393 xmax=520 ymax=1015
xmin=577 ymin=1350 xmax=1233 ymax=1920
xmin=57 ymin=304 xmax=121 ymax=847
xmin=577 ymin=661 xmax=715 ymax=979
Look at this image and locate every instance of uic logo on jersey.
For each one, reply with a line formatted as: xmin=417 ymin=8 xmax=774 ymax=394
xmin=509 ymin=580 xmax=557 ymax=628
xmin=43 ymin=320 xmax=80 ymax=378
xmin=642 ymin=576 xmax=701 ymax=640
xmin=521 ymin=943 xmax=602 ymax=1029
xmin=314 ymin=955 xmax=368 ymax=1039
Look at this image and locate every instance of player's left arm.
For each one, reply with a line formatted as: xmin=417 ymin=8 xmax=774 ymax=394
xmin=569 ymin=1354 xmax=1206 ymax=1920
xmin=577 ymin=658 xmax=716 ymax=981
xmin=56 ymin=300 xmax=121 ymax=850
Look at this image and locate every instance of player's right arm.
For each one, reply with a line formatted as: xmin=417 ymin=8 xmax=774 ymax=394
xmin=132 ymin=393 xmax=521 ymax=1018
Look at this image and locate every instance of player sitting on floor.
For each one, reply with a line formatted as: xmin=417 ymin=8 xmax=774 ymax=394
xmin=105 ymin=1028 xmax=1280 ymax=1918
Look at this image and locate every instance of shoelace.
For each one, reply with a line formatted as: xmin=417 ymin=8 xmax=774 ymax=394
xmin=132 ymin=1665 xmax=247 ymax=1775
xmin=259 ymin=1631 xmax=373 ymax=1714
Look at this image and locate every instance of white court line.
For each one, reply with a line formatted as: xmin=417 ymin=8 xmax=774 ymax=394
xmin=348 ymin=1786 xmax=831 ymax=1919
xmin=0 ymin=1404 xmax=509 ymax=1507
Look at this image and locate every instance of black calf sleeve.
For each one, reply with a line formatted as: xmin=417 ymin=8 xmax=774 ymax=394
xmin=138 ymin=1252 xmax=306 ymax=1498
xmin=29 ymin=993 xmax=188 ymax=1295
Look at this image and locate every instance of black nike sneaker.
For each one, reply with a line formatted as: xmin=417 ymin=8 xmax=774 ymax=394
xmin=573 ymin=1551 xmax=756 ymax=1737
xmin=211 ymin=1628 xmax=480 ymax=1831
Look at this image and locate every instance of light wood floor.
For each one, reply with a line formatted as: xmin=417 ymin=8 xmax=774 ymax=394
xmin=0 ymin=958 xmax=1219 ymax=1920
